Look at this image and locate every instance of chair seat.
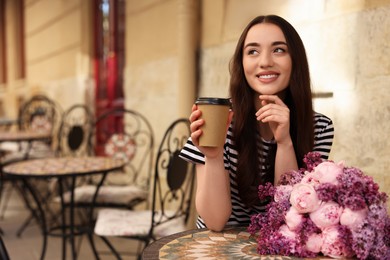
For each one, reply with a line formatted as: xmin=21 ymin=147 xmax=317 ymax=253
xmin=94 ymin=208 xmax=186 ymax=237
xmin=57 ymin=185 xmax=148 ymax=205
xmin=1 ymin=147 xmax=55 ymax=165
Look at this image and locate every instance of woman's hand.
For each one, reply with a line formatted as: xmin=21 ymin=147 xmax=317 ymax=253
xmin=255 ymin=95 xmax=298 ymax=184
xmin=255 ymin=95 xmax=291 ymax=145
xmin=189 ymin=104 xmax=233 ymax=159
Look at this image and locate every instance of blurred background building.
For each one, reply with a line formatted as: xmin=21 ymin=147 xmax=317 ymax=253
xmin=1 ymin=0 xmax=389 ymax=201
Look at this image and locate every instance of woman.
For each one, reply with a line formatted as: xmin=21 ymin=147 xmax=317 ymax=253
xmin=180 ymin=15 xmax=334 ymax=231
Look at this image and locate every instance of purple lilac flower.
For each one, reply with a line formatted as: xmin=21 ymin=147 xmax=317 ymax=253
xmin=256 ymin=232 xmax=294 ymax=255
xmin=385 ymin=217 xmax=390 ymax=247
xmin=352 ymin=222 xmax=376 ymax=259
xmin=257 ymin=182 xmax=275 ymax=201
xmin=340 ymin=194 xmax=367 ymax=211
xmin=367 ymin=204 xmax=388 ymax=230
xmin=338 ymin=225 xmax=354 ymax=255
xmin=295 ymin=216 xmax=320 ymax=243
xmin=266 ymin=200 xmax=290 ymax=228
xmin=303 ymin=152 xmax=323 ymax=172
xmin=316 ymin=183 xmax=338 ymax=202
xmin=248 ymin=213 xmax=267 ymax=234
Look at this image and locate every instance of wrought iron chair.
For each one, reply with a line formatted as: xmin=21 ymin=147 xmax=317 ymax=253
xmin=56 ymin=104 xmax=94 ymax=157
xmin=93 ymin=118 xmax=195 ymax=259
xmin=0 ymin=94 xmax=63 ymax=222
xmin=67 ymin=108 xmax=155 ymax=210
xmin=46 ymin=104 xmax=95 ymax=218
xmin=1 ymin=94 xmax=63 ymax=164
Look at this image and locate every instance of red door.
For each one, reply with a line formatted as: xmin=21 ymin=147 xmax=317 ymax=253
xmin=93 ymin=0 xmax=125 ymax=154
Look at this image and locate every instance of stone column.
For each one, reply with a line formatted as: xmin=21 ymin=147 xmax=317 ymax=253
xmin=177 ymin=0 xmax=199 ymax=229
xmin=177 ymin=0 xmax=199 ymax=118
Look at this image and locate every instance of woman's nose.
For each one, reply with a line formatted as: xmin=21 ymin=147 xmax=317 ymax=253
xmin=259 ymin=52 xmax=274 ymax=68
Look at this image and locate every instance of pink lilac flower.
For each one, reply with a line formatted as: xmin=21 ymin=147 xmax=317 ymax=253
xmin=305 ymin=233 xmax=323 ymax=253
xmin=289 ymin=183 xmax=321 ymax=213
xmin=321 ymin=226 xmax=354 ymax=258
xmin=274 ymin=185 xmax=293 ymax=203
xmin=339 ymin=207 xmax=368 ymax=231
xmin=285 ymin=206 xmax=304 ymax=231
xmin=310 ymin=201 xmax=343 ymax=229
xmin=278 ymin=169 xmax=305 ymax=186
xmin=313 ymin=161 xmax=344 ymax=185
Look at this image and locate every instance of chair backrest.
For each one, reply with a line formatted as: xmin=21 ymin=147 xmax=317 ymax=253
xmin=57 ymin=104 xmax=94 ymax=157
xmin=91 ymin=108 xmax=154 ymax=188
xmin=149 ymin=118 xmax=195 ymax=235
xmin=18 ymin=94 xmax=63 ymax=136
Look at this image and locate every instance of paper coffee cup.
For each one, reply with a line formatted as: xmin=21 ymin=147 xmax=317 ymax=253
xmin=195 ymin=97 xmax=231 ymax=147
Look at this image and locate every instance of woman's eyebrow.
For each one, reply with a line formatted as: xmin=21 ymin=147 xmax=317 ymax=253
xmin=272 ymin=41 xmax=288 ymax=46
xmin=243 ymin=42 xmax=260 ymax=49
xmin=244 ymin=41 xmax=287 ymax=49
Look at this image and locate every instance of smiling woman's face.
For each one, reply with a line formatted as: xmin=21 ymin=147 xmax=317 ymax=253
xmin=242 ymin=23 xmax=292 ymax=96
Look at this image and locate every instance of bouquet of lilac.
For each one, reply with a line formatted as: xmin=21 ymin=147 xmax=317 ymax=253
xmin=248 ymin=152 xmax=390 ymax=259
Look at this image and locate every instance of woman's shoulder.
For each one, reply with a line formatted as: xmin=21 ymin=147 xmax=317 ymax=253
xmin=313 ymin=111 xmax=333 ymax=125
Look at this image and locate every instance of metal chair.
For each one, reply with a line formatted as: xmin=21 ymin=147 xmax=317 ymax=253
xmin=93 ymin=118 xmax=195 ymax=259
xmin=0 ymin=94 xmax=63 ymax=223
xmin=44 ymin=104 xmax=95 ymax=220
xmin=68 ymin=107 xmax=155 ymax=210
xmin=56 ymin=104 xmax=94 ymax=157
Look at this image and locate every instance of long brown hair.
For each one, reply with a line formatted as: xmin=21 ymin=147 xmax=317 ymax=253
xmin=229 ymin=15 xmax=314 ymax=206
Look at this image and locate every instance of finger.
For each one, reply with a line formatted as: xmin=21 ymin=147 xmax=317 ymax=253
xmin=190 ymin=118 xmax=204 ymax=133
xmin=259 ymin=95 xmax=287 ymax=107
xmin=256 ymin=104 xmax=289 ymax=119
xmin=190 ymin=129 xmax=202 ymax=146
xmin=189 ymin=109 xmax=202 ymax=123
xmin=257 ymin=106 xmax=290 ymax=122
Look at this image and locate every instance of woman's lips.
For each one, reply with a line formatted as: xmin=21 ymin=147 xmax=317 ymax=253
xmin=257 ymin=73 xmax=279 ymax=83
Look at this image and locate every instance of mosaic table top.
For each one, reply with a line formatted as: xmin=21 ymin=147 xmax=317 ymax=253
xmin=3 ymin=156 xmax=125 ymax=178
xmin=143 ymin=226 xmax=337 ymax=260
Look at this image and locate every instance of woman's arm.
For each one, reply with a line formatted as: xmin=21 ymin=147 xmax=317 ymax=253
xmin=274 ymin=139 xmax=298 ymax=184
xmin=195 ymin=156 xmax=232 ymax=231
xmin=189 ymin=104 xmax=234 ymax=231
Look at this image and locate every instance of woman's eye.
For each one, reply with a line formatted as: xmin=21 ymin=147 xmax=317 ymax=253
xmin=274 ymin=47 xmax=286 ymax=53
xmin=248 ymin=49 xmax=259 ymax=55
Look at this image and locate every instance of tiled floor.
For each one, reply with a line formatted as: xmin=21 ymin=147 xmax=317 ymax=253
xmin=0 ymin=185 xmax=141 ymax=259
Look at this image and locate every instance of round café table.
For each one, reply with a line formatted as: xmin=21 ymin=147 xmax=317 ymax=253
xmin=2 ymin=156 xmax=125 ymax=260
xmin=142 ymin=226 xmax=262 ymax=259
xmin=0 ymin=130 xmax=52 ymax=237
xmin=142 ymin=226 xmax=335 ymax=260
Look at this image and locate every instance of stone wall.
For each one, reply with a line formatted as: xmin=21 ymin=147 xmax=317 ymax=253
xmin=195 ymin=0 xmax=390 ymax=197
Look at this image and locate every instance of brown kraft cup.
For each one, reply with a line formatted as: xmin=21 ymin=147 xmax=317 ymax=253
xmin=195 ymin=97 xmax=231 ymax=147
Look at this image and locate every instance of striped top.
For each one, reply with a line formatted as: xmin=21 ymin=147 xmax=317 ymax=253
xmin=179 ymin=112 xmax=334 ymax=229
